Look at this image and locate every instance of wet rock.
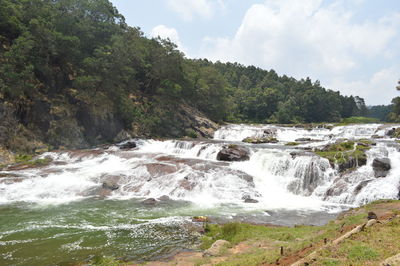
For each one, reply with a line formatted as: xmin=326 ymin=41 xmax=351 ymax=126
xmin=114 ymin=130 xmax=132 ymax=143
xmin=204 ymin=240 xmax=230 ymax=256
xmin=146 ymin=163 xmax=177 ymax=176
xmin=141 ymin=198 xmax=158 ymax=206
xmin=217 ymin=145 xmax=250 ymax=162
xmin=353 ymin=180 xmax=373 ymax=195
xmin=102 ymin=180 xmax=119 ymax=191
xmin=157 ymin=195 xmax=171 ymax=201
xmin=242 ymin=137 xmax=278 ymax=144
xmin=295 ymin=138 xmax=311 ymax=142
xmin=372 ymin=158 xmax=391 ymax=178
xmin=338 ymin=156 xmax=367 ymax=173
xmin=367 ymin=211 xmax=378 ymax=220
xmin=386 ymin=127 xmax=400 ymax=138
xmin=371 ymin=134 xmax=383 ymax=139
xmin=101 ymin=175 xmax=121 ymax=190
xmin=263 ymin=128 xmax=277 ymax=137
xmin=117 ymin=141 xmax=136 ymax=150
xmin=244 ymin=198 xmax=259 ymax=203
xmin=324 ymin=179 xmax=348 ymax=199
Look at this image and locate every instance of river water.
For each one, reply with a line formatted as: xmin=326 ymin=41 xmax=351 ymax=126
xmin=0 ymin=124 xmax=399 ymax=265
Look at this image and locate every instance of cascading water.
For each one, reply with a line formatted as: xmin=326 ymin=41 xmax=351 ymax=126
xmin=1 ymin=123 xmax=399 ymax=265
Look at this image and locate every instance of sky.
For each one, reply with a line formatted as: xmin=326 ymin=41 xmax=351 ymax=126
xmin=110 ymin=0 xmax=400 ymax=105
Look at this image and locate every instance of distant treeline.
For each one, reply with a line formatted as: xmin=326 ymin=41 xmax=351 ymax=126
xmin=0 ymin=0 xmax=381 ymax=148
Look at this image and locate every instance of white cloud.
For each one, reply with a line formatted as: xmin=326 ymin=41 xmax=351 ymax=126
xmin=198 ymin=0 xmax=400 ymax=104
xmin=151 ymin=25 xmax=186 ymax=53
xmin=328 ymin=67 xmax=399 ymax=105
xmin=166 ymin=0 xmax=224 ymax=20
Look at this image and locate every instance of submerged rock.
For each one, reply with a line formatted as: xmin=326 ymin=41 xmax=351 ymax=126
xmin=217 ymin=145 xmax=250 ymax=162
xmin=244 ymin=198 xmax=259 ymax=203
xmin=141 ymin=198 xmax=158 ymax=206
xmin=295 ymin=138 xmax=311 ymax=142
xmin=117 ymin=141 xmax=137 ymax=150
xmin=372 ymin=158 xmax=391 ymax=178
xmin=157 ymin=195 xmax=171 ymax=201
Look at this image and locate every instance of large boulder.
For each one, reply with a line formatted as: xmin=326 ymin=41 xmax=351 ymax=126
xmin=338 ymin=156 xmax=367 ymax=173
xmin=217 ymin=145 xmax=250 ymax=161
xmin=372 ymin=158 xmax=391 ymax=178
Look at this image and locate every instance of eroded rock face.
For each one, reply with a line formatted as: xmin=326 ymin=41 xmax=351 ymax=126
xmin=216 ymin=145 xmax=250 ymax=162
xmin=372 ymin=158 xmax=391 ymax=178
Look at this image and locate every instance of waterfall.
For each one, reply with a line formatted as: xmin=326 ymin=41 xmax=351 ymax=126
xmin=1 ymin=123 xmax=399 ymax=210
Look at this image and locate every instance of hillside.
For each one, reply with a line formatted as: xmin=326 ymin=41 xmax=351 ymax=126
xmin=0 ymin=0 xmax=366 ymax=157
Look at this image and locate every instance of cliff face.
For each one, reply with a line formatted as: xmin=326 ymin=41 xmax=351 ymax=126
xmin=0 ymin=94 xmax=218 ymax=158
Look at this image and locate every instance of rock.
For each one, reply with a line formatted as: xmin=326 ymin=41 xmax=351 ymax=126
xmin=114 ymin=130 xmax=132 ymax=143
xmin=353 ymin=180 xmax=373 ymax=195
xmin=242 ymin=137 xmax=278 ymax=144
xmin=204 ymin=240 xmax=230 ymax=256
xmin=244 ymin=198 xmax=259 ymax=203
xmin=141 ymin=198 xmax=158 ymax=206
xmin=372 ymin=158 xmax=391 ymax=178
xmin=338 ymin=156 xmax=367 ymax=173
xmin=157 ymin=195 xmax=171 ymax=201
xmin=367 ymin=211 xmax=378 ymax=220
xmin=118 ymin=141 xmax=136 ymax=150
xmin=146 ymin=163 xmax=177 ymax=176
xmin=101 ymin=175 xmax=121 ymax=190
xmin=192 ymin=216 xmax=209 ymax=222
xmin=381 ymin=253 xmax=400 ymax=266
xmin=295 ymin=138 xmax=311 ymax=142
xmin=217 ymin=145 xmax=250 ymax=162
xmin=263 ymin=128 xmax=277 ymax=137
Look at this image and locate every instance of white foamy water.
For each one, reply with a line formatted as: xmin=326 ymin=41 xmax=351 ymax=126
xmin=0 ymin=123 xmax=399 ymax=212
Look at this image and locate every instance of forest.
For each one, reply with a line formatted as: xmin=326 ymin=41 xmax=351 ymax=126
xmin=0 ymin=0 xmax=393 ymax=151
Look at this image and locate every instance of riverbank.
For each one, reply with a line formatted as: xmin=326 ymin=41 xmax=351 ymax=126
xmin=117 ymin=199 xmax=400 ymax=266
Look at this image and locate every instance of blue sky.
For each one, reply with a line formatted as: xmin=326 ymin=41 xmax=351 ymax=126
xmin=110 ymin=0 xmax=400 ymax=105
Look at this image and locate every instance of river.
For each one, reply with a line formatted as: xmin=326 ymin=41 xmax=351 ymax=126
xmin=0 ymin=123 xmax=399 ymax=265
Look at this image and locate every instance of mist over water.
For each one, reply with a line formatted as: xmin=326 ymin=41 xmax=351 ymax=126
xmin=1 ymin=123 xmax=399 ymax=264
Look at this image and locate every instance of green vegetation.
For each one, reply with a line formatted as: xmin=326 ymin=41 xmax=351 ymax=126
xmin=0 ymin=0 xmax=368 ymax=153
xmin=315 ymin=141 xmax=370 ymax=165
xmin=242 ymin=137 xmax=278 ymax=144
xmin=193 ymin=200 xmax=400 ymax=266
xmin=185 ymin=129 xmax=198 ymax=138
xmin=339 ymin=116 xmax=379 ymax=125
xmin=285 ymin=142 xmax=300 ymax=146
xmin=15 ymin=154 xmax=52 ymax=166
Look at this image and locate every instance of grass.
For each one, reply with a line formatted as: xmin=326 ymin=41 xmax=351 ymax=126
xmin=193 ymin=200 xmax=400 ymax=266
xmin=339 ymin=116 xmax=379 ymax=125
xmin=315 ymin=141 xmax=370 ymax=165
xmin=286 ymin=142 xmax=300 ymax=146
xmin=14 ymin=154 xmax=52 ymax=166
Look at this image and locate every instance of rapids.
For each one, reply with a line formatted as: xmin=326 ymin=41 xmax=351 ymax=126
xmin=1 ymin=123 xmax=399 ymax=264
